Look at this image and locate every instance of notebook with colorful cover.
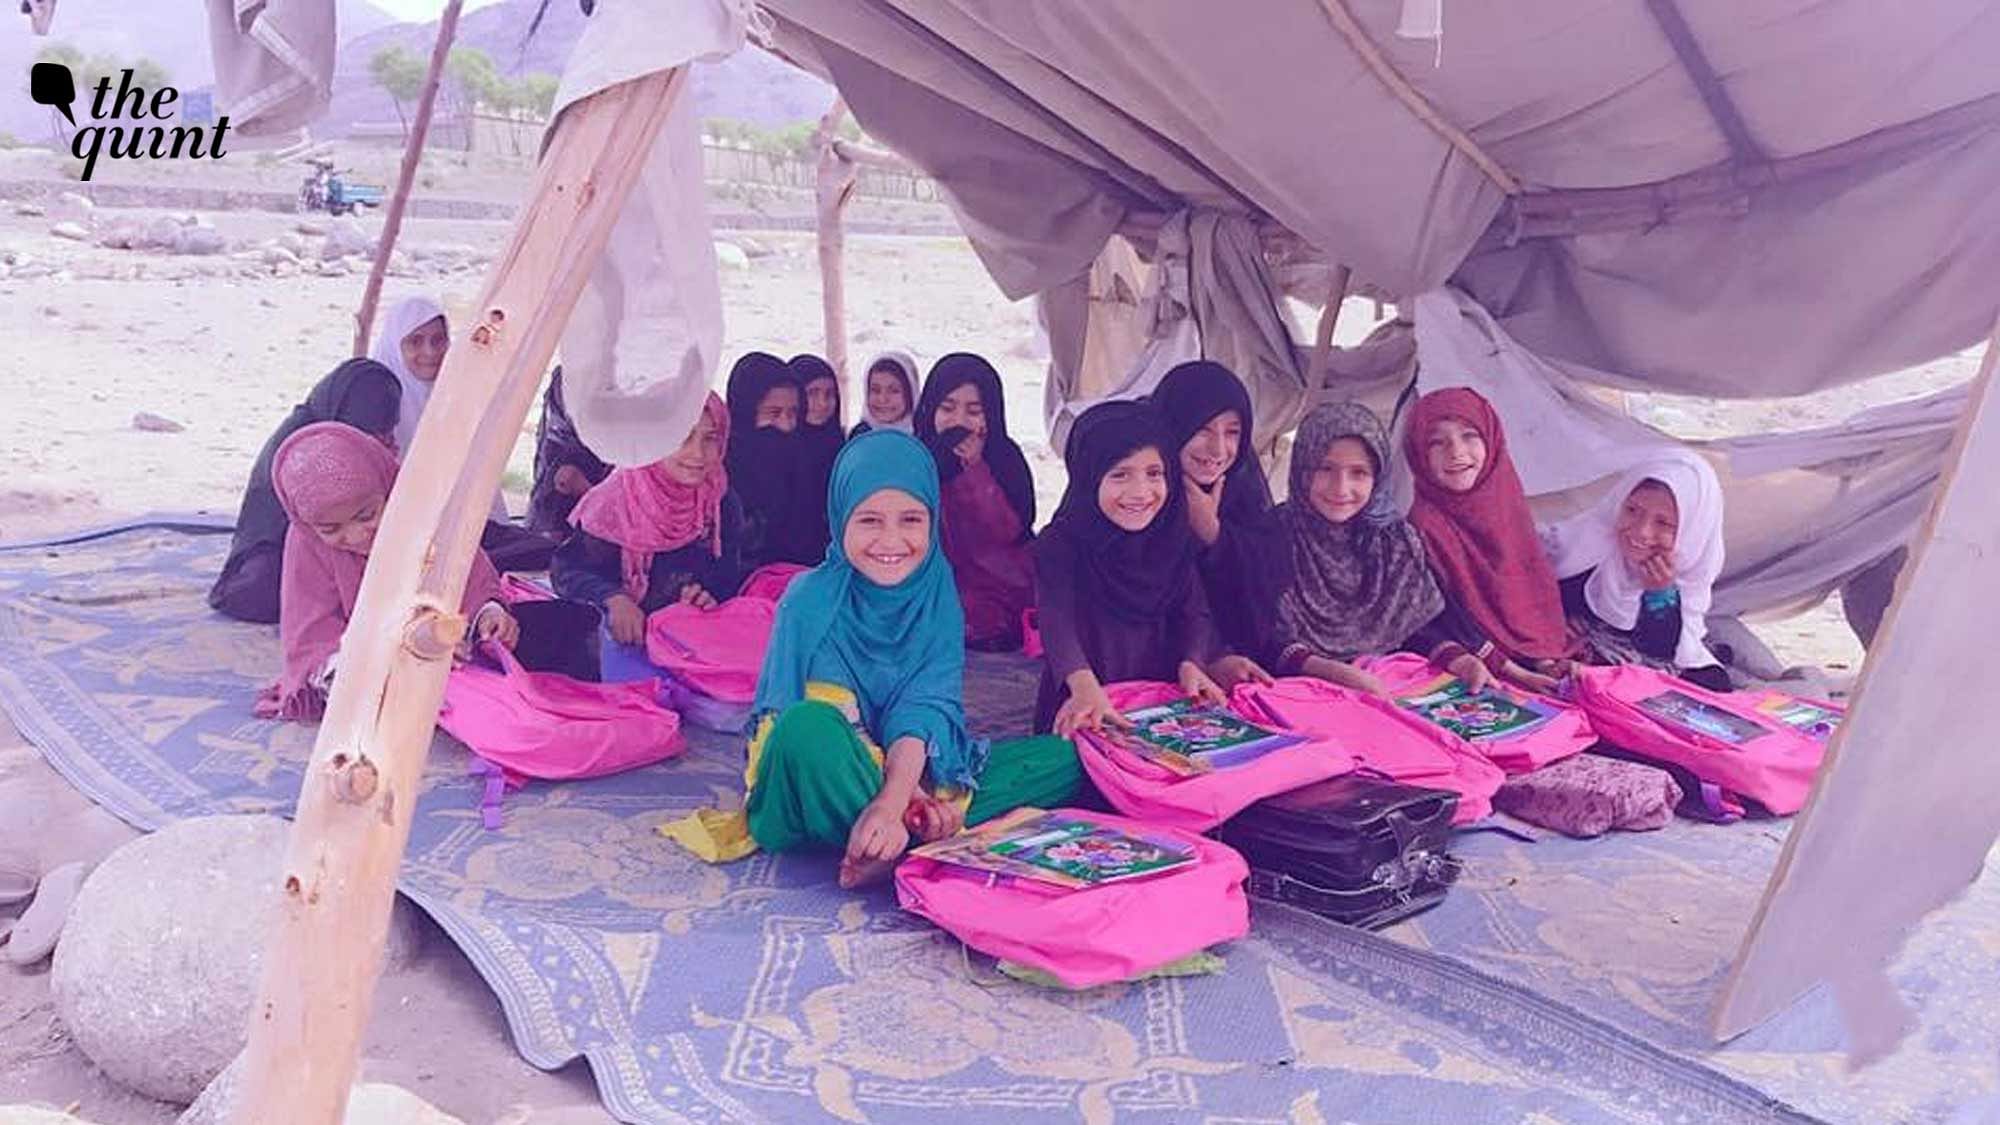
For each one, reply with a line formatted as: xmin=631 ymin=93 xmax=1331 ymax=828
xmin=911 ymin=808 xmax=1196 ymax=888
xmin=1636 ymin=689 xmax=1770 ymax=746
xmin=1397 ymin=674 xmax=1556 ymax=741
xmin=1112 ymin=698 xmax=1305 ymax=774
xmin=1753 ymin=694 xmax=1844 ymax=741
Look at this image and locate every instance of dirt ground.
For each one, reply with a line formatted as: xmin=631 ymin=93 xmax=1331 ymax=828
xmin=0 ymin=191 xmax=1979 ymax=1120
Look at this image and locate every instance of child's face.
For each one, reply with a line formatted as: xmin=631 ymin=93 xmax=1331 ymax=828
xmin=1179 ymin=409 xmax=1242 ymax=488
xmin=1307 ymin=437 xmax=1376 ymax=524
xmin=804 ymin=376 xmax=839 ymax=427
xmin=399 ymin=316 xmax=449 ymax=383
xmin=866 ymin=367 xmax=909 ymax=424
xmin=1097 ymin=446 xmax=1168 ymax=531
xmin=932 ymin=381 xmax=987 ymax=438
xmin=662 ymin=411 xmax=721 ymax=485
xmin=1423 ymin=417 xmax=1487 ymax=493
xmin=1615 ymin=480 xmax=1679 ymax=565
xmin=754 ymin=385 xmax=800 ymax=432
xmin=844 ymin=487 xmax=930 ymax=587
xmin=308 ymin=491 xmax=387 ymax=555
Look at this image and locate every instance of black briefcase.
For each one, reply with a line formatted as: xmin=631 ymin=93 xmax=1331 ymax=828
xmin=1216 ymin=775 xmax=1461 ymax=930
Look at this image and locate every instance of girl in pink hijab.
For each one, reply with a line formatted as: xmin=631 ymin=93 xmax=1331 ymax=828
xmin=257 ymin=422 xmax=515 ymax=721
xmin=551 ymin=393 xmax=746 ymax=646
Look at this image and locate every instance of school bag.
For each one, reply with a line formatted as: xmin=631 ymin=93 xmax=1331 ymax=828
xmin=1229 ymin=677 xmax=1505 ymax=823
xmin=1073 ymin=681 xmax=1358 ymax=833
xmin=1216 ymin=775 xmax=1461 ymax=929
xmin=440 ymin=642 xmax=687 ymax=826
xmin=894 ymin=808 xmax=1250 ymax=990
xmin=1567 ymin=665 xmax=1836 ymax=816
xmin=1359 ymin=652 xmax=1595 ymax=774
xmin=738 ymin=562 xmax=809 ymax=602
xmin=645 ymin=597 xmax=775 ymax=704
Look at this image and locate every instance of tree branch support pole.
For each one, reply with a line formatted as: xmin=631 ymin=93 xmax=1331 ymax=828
xmin=229 ymin=67 xmax=686 ymax=1125
xmin=813 ymin=98 xmax=856 ymax=382
xmin=1307 ymin=263 xmax=1353 ymax=390
xmin=353 ymin=0 xmax=466 ymax=357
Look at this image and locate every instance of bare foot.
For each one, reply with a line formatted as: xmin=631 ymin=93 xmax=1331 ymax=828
xmin=837 ymin=853 xmax=900 ymax=889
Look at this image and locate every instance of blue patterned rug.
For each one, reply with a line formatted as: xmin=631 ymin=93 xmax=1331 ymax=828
xmin=6 ymin=523 xmax=1960 ymax=1123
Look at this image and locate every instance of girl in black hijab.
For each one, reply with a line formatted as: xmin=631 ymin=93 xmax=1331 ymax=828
xmin=916 ymin=353 xmax=1039 ymax=649
xmin=1033 ymin=399 xmax=1227 ymax=734
xmin=209 ymin=358 xmax=402 ymax=623
xmin=789 ymin=353 xmax=846 ymax=555
xmin=1154 ymin=361 xmax=1288 ymax=684
xmin=726 ymin=352 xmax=818 ymax=568
xmin=527 ymin=365 xmax=611 ymax=534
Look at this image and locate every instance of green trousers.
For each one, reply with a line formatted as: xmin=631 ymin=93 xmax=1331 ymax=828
xmin=744 ymin=699 xmax=1082 ymax=853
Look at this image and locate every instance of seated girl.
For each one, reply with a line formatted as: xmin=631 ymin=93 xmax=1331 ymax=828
xmin=1034 ymin=400 xmax=1228 ymax=736
xmin=850 ymin=351 xmax=919 ymax=436
xmin=527 ymin=365 xmax=611 ymax=535
xmin=1154 ymin=360 xmax=1287 ymax=680
xmin=791 ymin=353 xmax=846 ymax=552
xmin=551 ymin=392 xmax=744 ymax=646
xmin=915 ymin=353 xmax=1039 ymax=651
xmin=1404 ymin=387 xmax=1575 ymax=692
xmin=724 ymin=352 xmax=819 ymax=568
xmin=1543 ymin=453 xmax=1732 ymax=692
xmin=1272 ymin=402 xmax=1495 ymax=696
xmin=257 ymin=422 xmax=519 ymax=722
xmin=739 ymin=431 xmax=1081 ymax=886
xmin=211 ymin=358 xmax=401 ymax=624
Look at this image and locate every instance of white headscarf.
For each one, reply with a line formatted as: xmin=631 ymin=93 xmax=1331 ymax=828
xmin=369 ymin=295 xmax=447 ymax=455
xmin=861 ymin=350 xmax=920 ymax=433
xmin=1545 ymin=451 xmax=1725 ymax=670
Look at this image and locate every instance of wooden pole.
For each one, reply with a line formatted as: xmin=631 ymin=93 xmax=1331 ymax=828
xmin=229 ymin=67 xmax=686 ymax=1125
xmin=1307 ymin=264 xmax=1353 ymax=390
xmin=813 ymin=98 xmax=856 ymax=383
xmin=352 ymin=0 xmax=466 ymax=357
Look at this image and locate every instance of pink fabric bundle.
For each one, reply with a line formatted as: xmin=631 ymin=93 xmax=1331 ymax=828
xmin=257 ymin=422 xmax=501 ymax=721
xmin=1230 ymin=677 xmax=1505 ymax=823
xmin=894 ymin=808 xmax=1249 ymax=989
xmin=1568 ymin=665 xmax=1835 ymax=815
xmin=568 ymin=392 xmax=729 ymax=603
xmin=1359 ymin=652 xmax=1596 ymax=774
xmin=1493 ymin=754 xmax=1683 ymax=838
xmin=644 ymin=596 xmax=777 ymax=704
xmin=1075 ymin=681 xmax=1358 ymax=832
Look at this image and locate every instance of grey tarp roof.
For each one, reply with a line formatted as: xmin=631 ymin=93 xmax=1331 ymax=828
xmin=761 ymin=0 xmax=2000 ymax=397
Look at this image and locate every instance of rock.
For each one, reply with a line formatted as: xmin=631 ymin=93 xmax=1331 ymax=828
xmin=175 ymin=227 xmax=227 ymax=256
xmin=48 ymin=221 xmax=90 ymax=242
xmin=53 ymin=816 xmax=424 ymax=1104
xmin=11 ymin=263 xmax=55 ymax=280
xmin=270 ymin=260 xmax=300 ymax=279
xmin=14 ymin=201 xmax=46 ymax=217
xmin=52 ymin=190 xmax=94 ymax=224
xmin=96 ymin=217 xmax=147 ymax=250
xmin=258 ymin=297 xmax=279 ymax=309
xmin=132 ymin=412 xmax=185 ymax=433
xmin=713 ymin=240 xmax=750 ymax=271
xmin=180 ymin=1055 xmax=464 ymax=1125
xmin=262 ymin=244 xmax=299 ymax=267
xmin=318 ymin=257 xmax=353 ymax=277
xmin=731 ymin=234 xmax=774 ymax=259
xmin=386 ymin=249 xmax=415 ymax=277
xmin=293 ymin=218 xmax=327 ymax=237
xmin=279 ymin=231 xmax=313 ymax=257
xmin=143 ymin=216 xmax=184 ymax=252
xmin=321 ymin=217 xmax=376 ymax=261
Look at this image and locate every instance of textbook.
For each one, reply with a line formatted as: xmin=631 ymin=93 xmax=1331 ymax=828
xmin=1111 ymin=698 xmax=1304 ymax=775
xmin=911 ymin=808 xmax=1195 ymax=889
xmin=1397 ymin=674 xmax=1555 ymax=741
xmin=1753 ymin=694 xmax=1844 ymax=740
xmin=1636 ymin=689 xmax=1770 ymax=746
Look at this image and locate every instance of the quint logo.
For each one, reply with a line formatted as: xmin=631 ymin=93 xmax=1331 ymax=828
xmin=29 ymin=62 xmax=232 ymax=183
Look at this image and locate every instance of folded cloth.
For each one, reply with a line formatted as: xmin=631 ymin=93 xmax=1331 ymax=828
xmin=1493 ymin=753 xmax=1682 ymax=838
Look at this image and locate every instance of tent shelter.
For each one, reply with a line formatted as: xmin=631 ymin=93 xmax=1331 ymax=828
xmin=56 ymin=1 xmax=2000 ymax=1119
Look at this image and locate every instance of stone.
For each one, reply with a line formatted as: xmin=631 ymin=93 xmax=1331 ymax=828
xmin=51 ymin=190 xmax=94 ymax=224
xmin=96 ymin=217 xmax=147 ymax=250
xmin=175 ymin=227 xmax=227 ymax=256
xmin=731 ymin=234 xmax=774 ymax=259
xmin=279 ymin=231 xmax=313 ymax=257
xmin=270 ymin=260 xmax=300 ymax=279
xmin=321 ymin=217 xmax=376 ymax=261
xmin=180 ymin=1055 xmax=464 ymax=1125
xmin=132 ymin=412 xmax=185 ymax=433
xmin=14 ymin=201 xmax=46 ymax=217
xmin=262 ymin=244 xmax=299 ymax=267
xmin=50 ymin=815 xmax=424 ymax=1104
xmin=713 ymin=240 xmax=750 ymax=271
xmin=48 ymin=221 xmax=90 ymax=242
xmin=143 ymin=216 xmax=184 ymax=252
xmin=319 ymin=257 xmax=353 ymax=277
xmin=293 ymin=218 xmax=327 ymax=237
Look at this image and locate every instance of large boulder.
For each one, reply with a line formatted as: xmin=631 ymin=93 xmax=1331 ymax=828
xmin=180 ymin=1054 xmax=464 ymax=1125
xmin=51 ymin=190 xmax=95 ymax=225
xmin=50 ymin=815 xmax=423 ymax=1104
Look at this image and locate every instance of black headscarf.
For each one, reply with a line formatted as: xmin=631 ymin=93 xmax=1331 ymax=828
xmin=1153 ymin=360 xmax=1289 ymax=656
xmin=528 ymin=365 xmax=611 ymax=534
xmin=914 ymin=352 xmax=1037 ymax=537
xmin=1038 ymin=399 xmax=1197 ymax=624
xmin=725 ymin=352 xmax=818 ymax=565
xmin=789 ymin=353 xmax=846 ymax=549
xmin=209 ymin=359 xmax=402 ymax=617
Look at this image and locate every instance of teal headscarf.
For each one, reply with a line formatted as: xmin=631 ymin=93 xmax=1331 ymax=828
xmin=751 ymin=430 xmax=985 ymax=787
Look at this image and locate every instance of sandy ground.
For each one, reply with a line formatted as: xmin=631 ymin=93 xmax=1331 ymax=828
xmin=0 ymin=192 xmax=1979 ymax=1120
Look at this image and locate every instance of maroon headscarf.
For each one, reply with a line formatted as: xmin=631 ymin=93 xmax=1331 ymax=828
xmin=1404 ymin=387 xmax=1576 ymax=662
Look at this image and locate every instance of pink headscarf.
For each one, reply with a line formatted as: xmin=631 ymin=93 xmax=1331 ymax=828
xmin=568 ymin=392 xmax=730 ymax=603
xmin=257 ymin=422 xmax=501 ymax=721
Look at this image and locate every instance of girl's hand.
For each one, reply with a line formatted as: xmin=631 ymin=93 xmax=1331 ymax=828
xmin=473 ymin=604 xmax=520 ymax=650
xmin=1502 ymin=659 xmax=1561 ymax=695
xmin=840 ymin=798 xmax=912 ymax=888
xmin=606 ymin=594 xmax=646 ymax=646
xmin=1179 ymin=660 xmax=1228 ymax=707
xmin=1448 ymin=651 xmax=1494 ymax=693
xmin=1054 ymin=676 xmax=1131 ymax=739
xmin=1208 ymin=654 xmax=1273 ymax=691
xmin=1640 ymin=552 xmax=1676 ymax=591
xmin=1184 ymin=478 xmax=1223 ymax=545
xmin=1308 ymin=656 xmax=1390 ymax=699
xmin=955 ymin=431 xmax=985 ymax=466
xmin=553 ymin=463 xmax=593 ymax=498
xmin=678 ymin=582 xmax=718 ymax=610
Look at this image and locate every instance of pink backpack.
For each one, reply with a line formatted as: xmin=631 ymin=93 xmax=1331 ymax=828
xmin=1359 ymin=653 xmax=1595 ymax=775
xmin=644 ymin=597 xmax=776 ymax=705
xmin=1568 ymin=665 xmax=1834 ymax=816
xmin=894 ymin=808 xmax=1249 ymax=989
xmin=738 ymin=562 xmax=809 ymax=603
xmin=1230 ymin=677 xmax=1505 ymax=823
xmin=440 ymin=643 xmax=686 ymax=825
xmin=1074 ymin=681 xmax=1358 ymax=832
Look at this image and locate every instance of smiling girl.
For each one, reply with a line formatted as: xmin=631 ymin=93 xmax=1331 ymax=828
xmin=1271 ymin=402 xmax=1493 ymax=696
xmin=716 ymin=431 xmax=1079 ymax=886
xmin=1034 ymin=400 xmax=1228 ymax=735
xmin=851 ymin=351 xmax=919 ymax=436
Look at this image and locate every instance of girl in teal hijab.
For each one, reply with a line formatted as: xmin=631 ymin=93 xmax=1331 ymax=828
xmin=670 ymin=430 xmax=1079 ymax=886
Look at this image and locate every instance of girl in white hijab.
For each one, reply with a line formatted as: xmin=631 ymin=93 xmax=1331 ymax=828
xmin=370 ymin=295 xmax=512 ymax=526
xmin=1543 ymin=451 xmax=1730 ymax=691
xmin=849 ymin=351 xmax=920 ymax=437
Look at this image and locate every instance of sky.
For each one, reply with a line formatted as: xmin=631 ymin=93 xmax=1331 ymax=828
xmin=369 ymin=0 xmax=508 ymax=20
